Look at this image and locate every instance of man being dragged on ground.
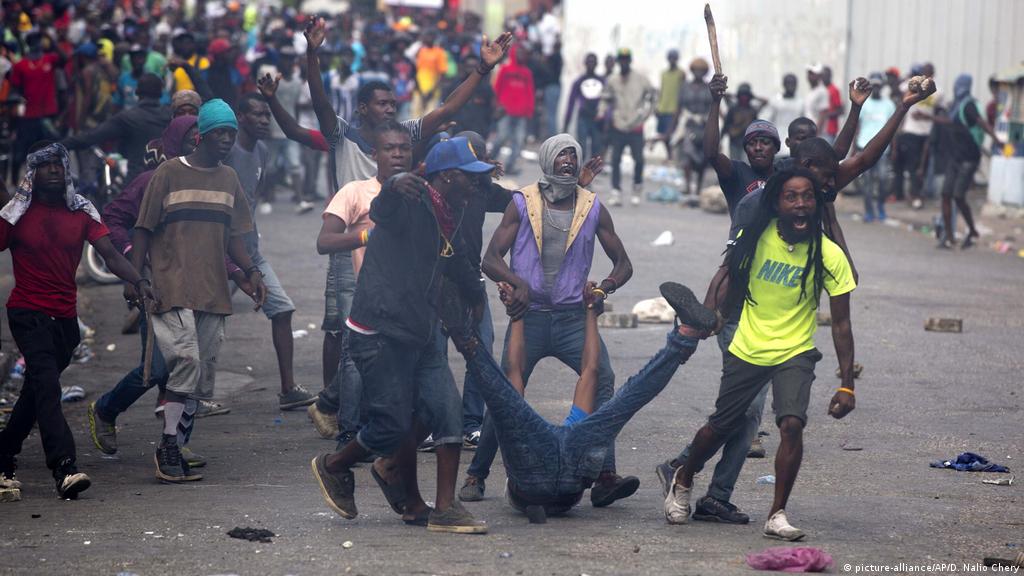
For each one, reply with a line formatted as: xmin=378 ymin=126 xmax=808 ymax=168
xmin=440 ymin=278 xmax=717 ymax=523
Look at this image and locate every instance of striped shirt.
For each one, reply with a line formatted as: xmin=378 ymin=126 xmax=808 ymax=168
xmin=135 ymin=157 xmax=253 ymax=314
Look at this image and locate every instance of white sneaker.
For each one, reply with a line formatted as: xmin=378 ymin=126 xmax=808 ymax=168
xmin=663 ymin=466 xmax=691 ymax=524
xmin=258 ymin=202 xmax=273 ymax=215
xmin=631 ymin=184 xmax=643 ymax=206
xmin=630 ymin=195 xmax=641 ymax=206
xmin=608 ymin=189 xmax=623 ymax=207
xmin=763 ymin=509 xmax=806 ymax=541
xmin=296 ymin=201 xmax=315 ymax=214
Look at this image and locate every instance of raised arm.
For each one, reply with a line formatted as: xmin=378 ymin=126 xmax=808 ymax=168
xmin=594 ymin=204 xmax=633 ymax=299
xmin=481 ymin=201 xmax=528 ymax=318
xmin=703 ymin=74 xmax=733 ymax=179
xmin=827 ymin=291 xmax=855 ymax=419
xmin=422 ymin=32 xmax=511 ymax=137
xmin=833 ymin=78 xmax=871 ymax=159
xmin=304 ymin=18 xmax=339 ymax=140
xmin=835 ymin=80 xmax=937 ymax=190
xmin=258 ymin=73 xmax=319 ymax=149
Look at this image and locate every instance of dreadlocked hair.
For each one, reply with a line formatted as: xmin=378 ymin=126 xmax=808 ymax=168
xmin=723 ymin=167 xmax=832 ymax=312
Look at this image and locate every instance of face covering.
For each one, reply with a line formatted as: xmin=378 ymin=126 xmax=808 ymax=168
xmin=537 ymin=134 xmax=582 ymax=203
xmin=0 ymin=142 xmax=101 ymax=225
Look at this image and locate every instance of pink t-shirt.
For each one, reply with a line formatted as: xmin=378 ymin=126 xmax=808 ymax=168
xmin=323 ymin=177 xmax=381 ymax=277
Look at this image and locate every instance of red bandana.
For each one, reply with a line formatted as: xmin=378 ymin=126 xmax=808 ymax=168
xmin=426 ymin=183 xmax=456 ymax=240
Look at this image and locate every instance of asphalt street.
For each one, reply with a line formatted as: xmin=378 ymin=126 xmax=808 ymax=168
xmin=0 ymin=160 xmax=1021 ymax=576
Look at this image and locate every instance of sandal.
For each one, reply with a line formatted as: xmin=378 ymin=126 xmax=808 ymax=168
xmin=370 ymin=459 xmax=406 ymax=515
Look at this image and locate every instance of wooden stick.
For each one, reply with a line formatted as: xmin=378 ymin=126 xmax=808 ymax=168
xmin=704 ymin=3 xmax=722 ymax=75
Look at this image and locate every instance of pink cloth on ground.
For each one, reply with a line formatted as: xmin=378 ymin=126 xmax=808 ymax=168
xmin=746 ymin=547 xmax=834 ymax=572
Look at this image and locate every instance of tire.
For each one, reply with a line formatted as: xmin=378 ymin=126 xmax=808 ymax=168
xmin=82 ymin=244 xmax=120 ymax=285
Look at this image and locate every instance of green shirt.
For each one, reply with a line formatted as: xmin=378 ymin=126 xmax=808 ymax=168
xmin=657 ymin=68 xmax=684 ymax=115
xmin=729 ymin=220 xmax=856 ymax=366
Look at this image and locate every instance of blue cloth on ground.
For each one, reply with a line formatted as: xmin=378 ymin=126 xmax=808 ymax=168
xmin=929 ymin=452 xmax=1010 ymax=473
xmin=562 ymin=405 xmax=589 ymax=426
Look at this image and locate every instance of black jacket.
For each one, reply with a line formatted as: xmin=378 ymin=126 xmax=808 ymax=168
xmin=62 ymin=99 xmax=173 ymax=182
xmin=349 ymin=175 xmax=486 ymax=346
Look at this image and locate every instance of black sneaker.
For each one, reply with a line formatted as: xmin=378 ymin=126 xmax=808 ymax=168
xmin=54 ymin=459 xmax=91 ymax=500
xmin=311 ymin=454 xmax=357 ymax=519
xmin=155 ymin=435 xmax=188 ymax=483
xmin=659 ymin=282 xmax=718 ymax=332
xmin=590 ymin=473 xmax=640 ymax=507
xmin=691 ymin=495 xmax=750 ymax=524
xmin=1 ymin=454 xmax=22 ymax=489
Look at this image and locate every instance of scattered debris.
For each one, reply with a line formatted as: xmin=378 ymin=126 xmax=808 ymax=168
xmin=633 ymin=545 xmax=641 ymax=553
xmin=925 ymin=317 xmax=962 ymax=333
xmin=498 ymin=552 xmax=512 ymax=559
xmin=699 ymin=185 xmax=728 ymax=214
xmin=982 ymin=477 xmax=1015 ymax=486
xmin=292 ymin=330 xmax=309 ymax=339
xmin=307 ymin=323 xmax=317 ymax=330
xmin=632 ymin=297 xmax=674 ymax=324
xmin=1 ymin=486 xmax=21 ymax=502
xmin=105 ymin=344 xmax=116 ymax=352
xmin=746 ymin=546 xmax=833 ymax=572
xmin=227 ymin=527 xmax=275 ymax=543
xmin=930 ymin=452 xmax=1010 ymax=473
xmin=756 ymin=475 xmax=776 ymax=485
xmin=342 ymin=540 xmax=354 ymax=549
xmin=650 ymin=230 xmax=674 ymax=247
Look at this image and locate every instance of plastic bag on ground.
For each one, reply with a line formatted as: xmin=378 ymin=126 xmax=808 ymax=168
xmin=746 ymin=546 xmax=834 ymax=572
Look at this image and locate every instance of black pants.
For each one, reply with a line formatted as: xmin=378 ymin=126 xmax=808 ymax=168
xmin=609 ymin=128 xmax=645 ymax=190
xmin=0 ymin=308 xmax=80 ymax=472
xmin=892 ymin=133 xmax=927 ymax=201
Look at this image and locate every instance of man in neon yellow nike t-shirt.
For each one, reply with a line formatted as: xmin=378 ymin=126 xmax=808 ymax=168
xmin=664 ymin=168 xmax=857 ymax=542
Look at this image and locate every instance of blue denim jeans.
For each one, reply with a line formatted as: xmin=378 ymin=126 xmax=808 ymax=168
xmin=316 ymin=327 xmax=365 ymax=438
xmin=542 ymin=83 xmax=561 ymax=139
xmin=350 ymin=326 xmax=462 ymax=455
xmin=674 ymin=319 xmax=768 ymax=504
xmin=467 ymin=308 xmax=616 ymax=480
xmin=576 ymin=115 xmax=604 ymax=161
xmin=859 ymin=150 xmax=888 ymax=220
xmin=94 ymin=313 xmax=169 ymax=423
xmin=461 ymin=303 xmax=494 ymax=435
xmin=492 ymin=115 xmax=528 ymax=173
xmin=465 ymin=329 xmax=697 ymax=510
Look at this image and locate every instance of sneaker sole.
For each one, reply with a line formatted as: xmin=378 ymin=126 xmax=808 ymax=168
xmin=692 ymin=512 xmax=750 ymax=525
xmin=659 ymin=282 xmax=718 ymax=332
xmin=310 ymin=457 xmax=357 ymax=519
xmin=764 ymin=531 xmax=806 ymax=542
xmin=308 ymin=406 xmax=339 ymax=439
xmin=426 ymin=522 xmax=488 ymax=534
xmin=196 ymin=408 xmax=231 ymax=418
xmin=153 ymin=455 xmax=189 ymax=483
xmin=58 ymin=476 xmax=91 ymax=500
xmin=87 ymin=403 xmax=117 ymax=455
xmin=280 ymin=397 xmax=317 ymax=411
xmin=591 ymin=476 xmax=640 ymax=507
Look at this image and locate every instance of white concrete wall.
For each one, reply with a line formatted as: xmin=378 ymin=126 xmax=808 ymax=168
xmin=559 ymin=0 xmax=1023 ymax=126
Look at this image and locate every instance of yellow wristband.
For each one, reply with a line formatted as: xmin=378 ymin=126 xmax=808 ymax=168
xmin=837 ymin=387 xmax=855 ymax=396
xmin=360 ymin=230 xmax=369 ymax=245
xmin=592 ymin=288 xmax=607 ymax=299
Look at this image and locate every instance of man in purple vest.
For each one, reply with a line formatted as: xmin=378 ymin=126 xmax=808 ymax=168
xmin=459 ymin=134 xmax=637 ymax=507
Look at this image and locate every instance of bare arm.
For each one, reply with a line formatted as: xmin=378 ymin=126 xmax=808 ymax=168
xmin=258 ymin=73 xmax=318 ymax=148
xmin=703 ymin=74 xmax=733 ymax=179
xmin=572 ymin=290 xmax=601 ymax=414
xmin=594 ymin=205 xmax=632 ymax=296
xmin=303 ymin=18 xmax=339 ymax=140
xmin=834 ymin=78 xmax=871 ymax=159
xmin=316 ymin=213 xmax=368 ymax=255
xmin=227 ymin=234 xmax=267 ymax=310
xmin=421 ymin=32 xmax=511 ymax=137
xmin=481 ymin=202 xmax=529 ymax=318
xmin=836 ymin=82 xmax=937 ymax=190
xmin=92 ymin=235 xmax=145 ymax=287
xmin=827 ymin=291 xmax=856 ymax=418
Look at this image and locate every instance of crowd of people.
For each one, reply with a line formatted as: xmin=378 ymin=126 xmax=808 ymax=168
xmin=0 ymin=0 xmax=993 ymax=542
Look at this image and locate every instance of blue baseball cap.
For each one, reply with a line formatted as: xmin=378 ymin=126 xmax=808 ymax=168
xmin=424 ymin=136 xmax=493 ymax=176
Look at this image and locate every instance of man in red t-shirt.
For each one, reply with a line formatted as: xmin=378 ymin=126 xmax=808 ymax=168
xmin=8 ymin=33 xmax=65 ymax=178
xmin=0 ymin=141 xmax=151 ymax=501
xmin=822 ymin=66 xmax=843 ymax=143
